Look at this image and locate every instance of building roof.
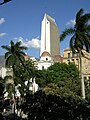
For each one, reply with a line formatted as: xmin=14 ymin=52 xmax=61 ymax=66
xmin=53 ymin=55 xmax=63 ymax=63
xmin=44 ymin=13 xmax=55 ymax=23
xmin=41 ymin=51 xmax=51 ymax=57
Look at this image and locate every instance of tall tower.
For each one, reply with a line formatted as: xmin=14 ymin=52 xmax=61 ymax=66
xmin=40 ymin=13 xmax=60 ymax=57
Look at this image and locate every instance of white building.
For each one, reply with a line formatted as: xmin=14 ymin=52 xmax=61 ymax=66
xmin=38 ymin=13 xmax=61 ymax=70
xmin=40 ymin=13 xmax=60 ymax=57
xmin=38 ymin=51 xmax=54 ymax=70
xmin=0 ymin=67 xmax=6 ymax=78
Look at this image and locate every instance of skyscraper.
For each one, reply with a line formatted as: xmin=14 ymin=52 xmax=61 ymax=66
xmin=40 ymin=13 xmax=60 ymax=58
xmin=38 ymin=14 xmax=62 ymax=70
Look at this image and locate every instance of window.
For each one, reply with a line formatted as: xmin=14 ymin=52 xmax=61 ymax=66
xmin=42 ymin=66 xmax=44 ymax=70
xmin=72 ymin=53 xmax=74 ymax=58
xmin=72 ymin=59 xmax=74 ymax=62
xmin=76 ymin=52 xmax=79 ymax=57
xmin=76 ymin=59 xmax=79 ymax=63
xmin=67 ymin=60 xmax=70 ymax=63
xmin=88 ymin=76 xmax=90 ymax=80
xmin=46 ymin=58 xmax=48 ymax=61
xmin=84 ymin=77 xmax=86 ymax=80
xmin=68 ymin=53 xmax=70 ymax=58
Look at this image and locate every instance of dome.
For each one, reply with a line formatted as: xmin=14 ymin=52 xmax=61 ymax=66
xmin=24 ymin=55 xmax=30 ymax=59
xmin=41 ymin=51 xmax=51 ymax=57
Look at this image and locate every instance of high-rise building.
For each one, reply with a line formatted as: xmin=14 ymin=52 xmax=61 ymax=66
xmin=40 ymin=13 xmax=60 ymax=58
xmin=38 ymin=13 xmax=62 ymax=70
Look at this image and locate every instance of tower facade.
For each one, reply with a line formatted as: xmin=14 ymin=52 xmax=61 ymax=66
xmin=40 ymin=13 xmax=60 ymax=57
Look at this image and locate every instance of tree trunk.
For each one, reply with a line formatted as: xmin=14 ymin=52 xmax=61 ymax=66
xmin=12 ymin=66 xmax=16 ymax=120
xmin=79 ymin=50 xmax=85 ymax=99
xmin=79 ymin=50 xmax=85 ymax=120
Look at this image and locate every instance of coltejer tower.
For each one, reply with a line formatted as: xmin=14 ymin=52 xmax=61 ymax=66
xmin=40 ymin=13 xmax=60 ymax=58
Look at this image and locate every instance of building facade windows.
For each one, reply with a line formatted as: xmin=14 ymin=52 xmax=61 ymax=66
xmin=76 ymin=52 xmax=79 ymax=57
xmin=84 ymin=77 xmax=87 ymax=80
xmin=42 ymin=66 xmax=44 ymax=70
xmin=67 ymin=60 xmax=70 ymax=63
xmin=46 ymin=58 xmax=48 ymax=61
xmin=68 ymin=53 xmax=70 ymax=58
xmin=72 ymin=59 xmax=74 ymax=62
xmin=88 ymin=76 xmax=90 ymax=80
xmin=72 ymin=53 xmax=74 ymax=58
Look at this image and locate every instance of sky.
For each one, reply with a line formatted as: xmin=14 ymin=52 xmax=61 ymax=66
xmin=0 ymin=0 xmax=90 ymax=58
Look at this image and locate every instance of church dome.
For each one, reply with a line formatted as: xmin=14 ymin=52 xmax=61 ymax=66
xmin=41 ymin=51 xmax=51 ymax=57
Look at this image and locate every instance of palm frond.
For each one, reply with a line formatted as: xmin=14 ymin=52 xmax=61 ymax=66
xmin=69 ymin=35 xmax=76 ymax=53
xmin=80 ymin=14 xmax=90 ymax=25
xmin=1 ymin=45 xmax=10 ymax=51
xmin=15 ymin=41 xmax=21 ymax=47
xmin=76 ymin=31 xmax=84 ymax=43
xmin=77 ymin=14 xmax=90 ymax=31
xmin=5 ymin=51 xmax=11 ymax=59
xmin=60 ymin=28 xmax=75 ymax=41
xmin=76 ymin=8 xmax=84 ymax=23
xmin=5 ymin=55 xmax=15 ymax=67
xmin=10 ymin=40 xmax=14 ymax=47
xmin=19 ymin=46 xmax=27 ymax=50
xmin=15 ymin=41 xmax=27 ymax=52
xmin=75 ymin=31 xmax=84 ymax=49
xmin=19 ymin=51 xmax=26 ymax=56
xmin=83 ymin=25 xmax=90 ymax=32
xmin=83 ymin=34 xmax=90 ymax=52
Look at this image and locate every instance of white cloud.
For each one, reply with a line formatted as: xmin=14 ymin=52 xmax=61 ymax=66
xmin=0 ymin=33 xmax=7 ymax=37
xmin=0 ymin=18 xmax=5 ymax=24
xmin=14 ymin=37 xmax=41 ymax=49
xmin=66 ymin=19 xmax=76 ymax=26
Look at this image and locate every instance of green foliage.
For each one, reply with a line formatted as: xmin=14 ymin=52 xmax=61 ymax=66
xmin=21 ymin=90 xmax=90 ymax=120
xmin=35 ymin=69 xmax=48 ymax=87
xmin=14 ymin=59 xmax=37 ymax=97
xmin=1 ymin=40 xmax=27 ymax=68
xmin=1 ymin=40 xmax=27 ymax=96
xmin=36 ymin=63 xmax=80 ymax=91
xmin=48 ymin=62 xmax=79 ymax=82
xmin=6 ymin=83 xmax=13 ymax=98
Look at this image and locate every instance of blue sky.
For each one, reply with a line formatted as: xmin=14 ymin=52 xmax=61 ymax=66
xmin=0 ymin=0 xmax=90 ymax=58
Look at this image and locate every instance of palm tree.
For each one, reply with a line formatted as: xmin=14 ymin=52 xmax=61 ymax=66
xmin=60 ymin=8 xmax=90 ymax=99
xmin=1 ymin=40 xmax=27 ymax=119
